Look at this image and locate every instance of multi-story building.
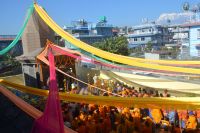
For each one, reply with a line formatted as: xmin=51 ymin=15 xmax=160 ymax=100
xmin=168 ymin=22 xmax=200 ymax=58
xmin=127 ymin=22 xmax=169 ymax=49
xmin=166 ymin=25 xmax=190 ymax=59
xmin=183 ymin=22 xmax=200 ymax=57
xmin=63 ymin=17 xmax=113 ymax=48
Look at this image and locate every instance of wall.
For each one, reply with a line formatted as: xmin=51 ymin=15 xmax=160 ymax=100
xmin=145 ymin=53 xmax=160 ymax=60
xmin=22 ymin=10 xmax=55 ymax=55
xmin=189 ymin=26 xmax=200 ymax=57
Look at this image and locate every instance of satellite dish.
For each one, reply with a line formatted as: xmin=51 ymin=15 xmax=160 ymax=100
xmin=183 ymin=2 xmax=190 ymax=11
xmin=192 ymin=4 xmax=199 ymax=13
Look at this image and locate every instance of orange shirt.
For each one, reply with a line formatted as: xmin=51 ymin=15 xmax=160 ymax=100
xmin=150 ymin=109 xmax=163 ymax=124
xmin=196 ymin=110 xmax=200 ymax=118
xmin=178 ymin=110 xmax=188 ymax=120
xmin=186 ymin=115 xmax=197 ymax=129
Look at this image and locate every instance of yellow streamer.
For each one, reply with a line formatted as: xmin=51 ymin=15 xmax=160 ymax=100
xmin=33 ymin=4 xmax=200 ymax=74
xmin=1 ymin=79 xmax=200 ymax=110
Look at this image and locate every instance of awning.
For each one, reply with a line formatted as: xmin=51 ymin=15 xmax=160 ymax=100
xmin=112 ymin=71 xmax=200 ymax=95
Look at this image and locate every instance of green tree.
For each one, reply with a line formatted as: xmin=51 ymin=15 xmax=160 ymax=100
xmin=145 ymin=41 xmax=153 ymax=52
xmin=93 ymin=36 xmax=129 ymax=56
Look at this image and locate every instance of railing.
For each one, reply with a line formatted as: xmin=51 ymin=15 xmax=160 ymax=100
xmin=0 ymin=35 xmax=17 ymax=38
xmin=0 ymin=35 xmax=21 ymax=41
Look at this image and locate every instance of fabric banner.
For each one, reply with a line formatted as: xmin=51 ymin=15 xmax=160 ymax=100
xmin=0 ymin=81 xmax=76 ymax=133
xmin=36 ymin=46 xmax=122 ymax=97
xmin=1 ymin=79 xmax=200 ymax=110
xmin=34 ymin=3 xmax=200 ymax=75
xmin=48 ymin=43 xmax=196 ymax=77
xmin=31 ymin=49 xmax=65 ymax=133
xmin=0 ymin=4 xmax=34 ymax=55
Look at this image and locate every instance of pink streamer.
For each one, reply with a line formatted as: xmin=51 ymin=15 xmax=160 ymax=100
xmin=31 ymin=49 xmax=65 ymax=133
xmin=49 ymin=44 xmax=196 ymax=76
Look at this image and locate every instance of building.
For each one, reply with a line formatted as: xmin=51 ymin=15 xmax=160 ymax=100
xmin=183 ymin=22 xmax=200 ymax=57
xmin=17 ymin=10 xmax=55 ymax=88
xmin=0 ymin=35 xmax=23 ymax=56
xmin=166 ymin=25 xmax=190 ymax=59
xmin=63 ymin=17 xmax=113 ymax=47
xmin=127 ymin=22 xmax=169 ymax=49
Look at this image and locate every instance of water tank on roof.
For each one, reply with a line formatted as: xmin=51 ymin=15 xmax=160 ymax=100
xmin=99 ymin=16 xmax=107 ymax=23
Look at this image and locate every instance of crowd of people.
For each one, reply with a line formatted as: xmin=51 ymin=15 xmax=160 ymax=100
xmin=10 ymin=75 xmax=200 ymax=133
xmin=58 ymin=77 xmax=200 ymax=133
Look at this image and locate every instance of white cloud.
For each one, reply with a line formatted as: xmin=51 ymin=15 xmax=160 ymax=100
xmin=156 ymin=12 xmax=195 ymax=24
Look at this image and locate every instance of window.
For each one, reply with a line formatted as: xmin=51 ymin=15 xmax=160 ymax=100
xmin=134 ymin=38 xmax=137 ymax=41
xmin=141 ymin=37 xmax=145 ymax=41
xmin=197 ymin=29 xmax=200 ymax=39
xmin=142 ymin=29 xmax=144 ymax=32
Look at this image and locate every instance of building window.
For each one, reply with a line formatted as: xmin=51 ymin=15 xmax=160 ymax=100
xmin=142 ymin=29 xmax=144 ymax=32
xmin=134 ymin=38 xmax=137 ymax=41
xmin=197 ymin=29 xmax=200 ymax=39
xmin=141 ymin=37 xmax=145 ymax=41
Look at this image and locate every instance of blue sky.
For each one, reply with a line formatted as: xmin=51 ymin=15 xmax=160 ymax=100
xmin=0 ymin=0 xmax=199 ymax=34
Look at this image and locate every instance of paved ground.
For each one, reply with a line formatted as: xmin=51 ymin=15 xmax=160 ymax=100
xmin=0 ymin=74 xmax=24 ymax=85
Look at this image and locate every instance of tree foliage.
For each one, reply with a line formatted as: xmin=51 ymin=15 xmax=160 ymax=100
xmin=145 ymin=41 xmax=153 ymax=52
xmin=93 ymin=36 xmax=129 ymax=56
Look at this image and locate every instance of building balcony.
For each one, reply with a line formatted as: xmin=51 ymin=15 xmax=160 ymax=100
xmin=127 ymin=32 xmax=161 ymax=38
xmin=128 ymin=40 xmax=158 ymax=45
xmin=169 ymin=28 xmax=189 ymax=33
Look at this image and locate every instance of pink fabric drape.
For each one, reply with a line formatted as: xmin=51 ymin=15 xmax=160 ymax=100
xmin=49 ymin=44 xmax=189 ymax=76
xmin=31 ymin=49 xmax=64 ymax=133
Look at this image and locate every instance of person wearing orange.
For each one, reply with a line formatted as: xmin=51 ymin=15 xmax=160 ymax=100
xmin=196 ymin=110 xmax=200 ymax=128
xmin=132 ymin=108 xmax=141 ymax=132
xmin=186 ymin=111 xmax=197 ymax=130
xmin=150 ymin=109 xmax=163 ymax=124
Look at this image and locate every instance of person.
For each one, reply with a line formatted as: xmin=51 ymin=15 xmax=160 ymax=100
xmin=46 ymin=77 xmax=50 ymax=87
xmin=163 ymin=89 xmax=168 ymax=97
xmin=186 ymin=111 xmax=197 ymax=129
xmin=150 ymin=109 xmax=163 ymax=124
xmin=93 ymin=74 xmax=98 ymax=85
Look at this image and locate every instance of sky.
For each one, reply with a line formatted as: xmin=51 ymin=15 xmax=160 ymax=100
xmin=0 ymin=0 xmax=200 ymax=34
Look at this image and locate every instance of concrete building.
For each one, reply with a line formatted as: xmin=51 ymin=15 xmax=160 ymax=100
xmin=166 ymin=25 xmax=190 ymax=59
xmin=63 ymin=17 xmax=113 ymax=47
xmin=127 ymin=22 xmax=169 ymax=48
xmin=185 ymin=22 xmax=200 ymax=57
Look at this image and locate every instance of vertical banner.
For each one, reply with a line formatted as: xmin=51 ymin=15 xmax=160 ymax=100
xmin=31 ymin=48 xmax=64 ymax=133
